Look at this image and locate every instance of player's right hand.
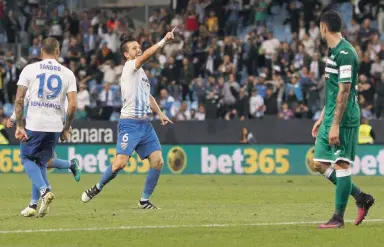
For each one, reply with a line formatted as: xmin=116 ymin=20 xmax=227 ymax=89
xmin=15 ymin=127 xmax=28 ymax=142
xmin=311 ymin=120 xmax=322 ymax=138
xmin=5 ymin=118 xmax=14 ymax=128
xmin=60 ymin=129 xmax=71 ymax=142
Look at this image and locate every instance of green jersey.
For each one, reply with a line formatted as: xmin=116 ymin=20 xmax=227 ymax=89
xmin=323 ymin=38 xmax=360 ymax=127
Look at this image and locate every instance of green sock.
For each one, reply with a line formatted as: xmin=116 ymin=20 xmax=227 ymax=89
xmin=335 ymin=169 xmax=352 ymax=217
xmin=323 ymin=167 xmax=361 ymax=199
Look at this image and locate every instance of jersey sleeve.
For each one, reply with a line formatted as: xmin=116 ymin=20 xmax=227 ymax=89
xmin=67 ymin=72 xmax=77 ymax=93
xmin=17 ymin=65 xmax=32 ymax=88
xmin=337 ymin=51 xmax=354 ymax=84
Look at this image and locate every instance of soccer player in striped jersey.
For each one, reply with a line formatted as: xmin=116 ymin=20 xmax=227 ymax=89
xmin=81 ymin=28 xmax=175 ymax=209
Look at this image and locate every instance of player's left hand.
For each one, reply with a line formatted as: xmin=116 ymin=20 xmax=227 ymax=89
xmin=329 ymin=124 xmax=340 ymax=146
xmin=159 ymin=113 xmax=173 ymax=126
xmin=163 ymin=26 xmax=177 ymax=43
xmin=5 ymin=118 xmax=14 ymax=128
xmin=15 ymin=127 xmax=28 ymax=142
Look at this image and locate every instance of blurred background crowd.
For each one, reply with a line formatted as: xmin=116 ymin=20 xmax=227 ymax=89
xmin=0 ymin=0 xmax=383 ymax=122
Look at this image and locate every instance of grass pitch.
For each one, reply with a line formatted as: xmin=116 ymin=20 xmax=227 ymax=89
xmin=0 ymin=174 xmax=383 ymax=247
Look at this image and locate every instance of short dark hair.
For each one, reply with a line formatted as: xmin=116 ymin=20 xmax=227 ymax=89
xmin=320 ymin=10 xmax=343 ymax=33
xmin=120 ymin=36 xmax=136 ymax=55
xmin=42 ymin=37 xmax=60 ymax=55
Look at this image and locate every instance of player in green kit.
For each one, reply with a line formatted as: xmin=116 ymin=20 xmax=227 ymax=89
xmin=311 ymin=10 xmax=375 ymax=228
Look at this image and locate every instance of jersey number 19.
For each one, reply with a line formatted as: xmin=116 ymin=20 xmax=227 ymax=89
xmin=36 ymin=73 xmax=63 ymax=100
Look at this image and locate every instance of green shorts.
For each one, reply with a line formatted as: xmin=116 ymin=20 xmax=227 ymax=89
xmin=313 ymin=124 xmax=358 ymax=164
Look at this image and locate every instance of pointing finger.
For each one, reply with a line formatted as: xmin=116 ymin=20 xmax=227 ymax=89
xmin=171 ymin=26 xmax=177 ymax=33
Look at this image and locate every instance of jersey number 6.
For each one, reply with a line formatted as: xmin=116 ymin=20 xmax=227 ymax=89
xmin=36 ymin=73 xmax=63 ymax=100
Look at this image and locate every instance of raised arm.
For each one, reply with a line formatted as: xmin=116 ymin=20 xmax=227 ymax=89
xmin=135 ymin=27 xmax=176 ymax=69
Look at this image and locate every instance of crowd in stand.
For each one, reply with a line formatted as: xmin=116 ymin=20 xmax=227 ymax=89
xmin=0 ymin=0 xmax=383 ymax=122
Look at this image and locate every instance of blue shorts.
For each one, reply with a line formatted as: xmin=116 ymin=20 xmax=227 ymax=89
xmin=20 ymin=129 xmax=61 ymax=166
xmin=116 ymin=118 xmax=161 ymax=159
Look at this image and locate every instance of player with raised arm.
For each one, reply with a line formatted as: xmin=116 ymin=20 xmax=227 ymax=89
xmin=81 ymin=28 xmax=175 ymax=209
xmin=14 ymin=37 xmax=77 ymax=217
xmin=312 ymin=11 xmax=375 ymax=228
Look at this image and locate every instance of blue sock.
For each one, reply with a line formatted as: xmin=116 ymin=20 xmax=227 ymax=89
xmin=141 ymin=168 xmax=161 ymax=201
xmin=96 ymin=165 xmax=119 ymax=190
xmin=30 ymin=185 xmax=40 ymax=206
xmin=23 ymin=158 xmax=48 ymax=195
xmin=51 ymin=158 xmax=70 ymax=169
xmin=39 ymin=165 xmax=50 ymax=190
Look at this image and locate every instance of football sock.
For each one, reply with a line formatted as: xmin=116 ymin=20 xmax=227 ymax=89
xmin=141 ymin=167 xmax=161 ymax=201
xmin=323 ymin=167 xmax=361 ymax=199
xmin=51 ymin=158 xmax=71 ymax=169
xmin=39 ymin=164 xmax=50 ymax=191
xmin=22 ymin=158 xmax=48 ymax=195
xmin=335 ymin=169 xmax=352 ymax=217
xmin=96 ymin=165 xmax=119 ymax=190
xmin=30 ymin=185 xmax=40 ymax=205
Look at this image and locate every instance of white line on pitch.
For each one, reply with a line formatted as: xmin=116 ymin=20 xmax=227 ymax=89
xmin=1 ymin=219 xmax=384 ymax=234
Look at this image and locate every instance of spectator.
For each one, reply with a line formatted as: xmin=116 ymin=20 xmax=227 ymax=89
xmin=261 ymin=31 xmax=280 ymax=60
xmin=0 ymin=106 xmax=10 ymax=144
xmin=358 ymin=118 xmax=375 ymax=144
xmin=370 ymin=55 xmax=383 ymax=77
xmin=293 ymin=44 xmax=311 ymax=70
xmin=107 ymin=11 xmax=121 ymax=31
xmin=278 ymin=102 xmax=294 ymax=120
xmin=185 ymin=9 xmax=199 ymax=39
xmin=99 ymin=60 xmax=119 ymax=84
xmin=159 ymin=89 xmax=175 ymax=118
xmin=285 ymin=73 xmax=303 ymax=109
xmin=264 ymin=87 xmax=278 ymax=115
xmin=97 ymin=40 xmax=114 ymax=64
xmin=206 ymin=10 xmax=218 ymax=34
xmin=205 ymin=91 xmax=220 ymax=119
xmin=295 ymin=102 xmax=309 ymax=119
xmin=358 ymin=75 xmax=375 ymax=107
xmin=240 ymin=127 xmax=256 ymax=144
xmin=191 ymin=77 xmax=207 ymax=103
xmin=302 ymin=33 xmax=315 ymax=57
xmin=218 ymin=55 xmax=236 ymax=78
xmin=225 ymin=108 xmax=239 ymax=120
xmin=255 ymin=74 xmax=267 ymax=98
xmin=375 ymin=72 xmax=384 ymax=119
xmin=175 ymin=102 xmax=191 ymax=121
xmin=205 ymin=46 xmax=220 ymax=76
xmin=309 ymin=21 xmax=320 ymax=42
xmin=0 ymin=64 xmax=6 ymax=105
xmin=249 ymin=88 xmax=265 ymax=119
xmin=28 ymin=38 xmax=41 ymax=59
xmin=309 ymin=52 xmax=325 ymax=81
xmin=195 ymin=104 xmax=206 ymax=120
xmin=4 ymin=10 xmax=20 ymax=43
xmin=221 ymin=73 xmax=239 ymax=110
xmin=98 ymin=83 xmax=115 ymax=120
xmin=77 ymin=83 xmax=90 ymax=120
xmin=235 ymin=88 xmax=250 ymax=120
xmin=99 ymin=27 xmax=120 ymax=53
xmin=254 ymin=0 xmax=268 ymax=26
xmin=80 ymin=11 xmax=91 ymax=34
xmin=5 ymin=59 xmax=21 ymax=104
xmin=358 ymin=18 xmax=377 ymax=51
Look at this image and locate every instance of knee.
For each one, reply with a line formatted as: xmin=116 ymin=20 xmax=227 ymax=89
xmin=312 ymin=161 xmax=326 ymax=173
xmin=151 ymin=157 xmax=164 ymax=170
xmin=112 ymin=162 xmax=126 ymax=171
